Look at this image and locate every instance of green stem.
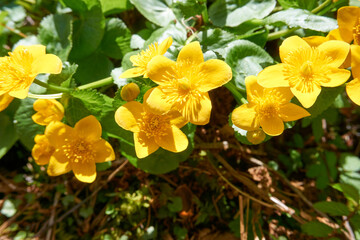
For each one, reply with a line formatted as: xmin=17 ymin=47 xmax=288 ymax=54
xmin=311 ymin=0 xmax=332 ymax=14
xmin=267 ymin=27 xmax=299 ymax=41
xmin=78 ymin=77 xmax=114 ymax=90
xmin=201 ymin=0 xmax=209 ymax=25
xmin=33 ymin=79 xmax=71 ymax=93
xmin=225 ymin=82 xmax=246 ymax=105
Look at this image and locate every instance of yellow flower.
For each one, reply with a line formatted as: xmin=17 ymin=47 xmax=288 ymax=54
xmin=231 ymin=76 xmax=310 ymax=136
xmin=145 ymin=41 xmax=232 ymax=125
xmin=45 ymin=115 xmax=115 ymax=183
xmin=0 ymin=93 xmax=14 ymax=112
xmin=257 ymin=36 xmax=350 ymax=108
xmin=337 ymin=6 xmax=360 ymax=44
xmin=32 ymin=99 xmax=64 ymax=126
xmin=114 ymin=90 xmax=189 ymax=158
xmin=120 ymin=37 xmax=173 ymax=78
xmin=32 ymin=134 xmax=54 ymax=165
xmin=346 ymin=46 xmax=360 ymax=105
xmin=121 ymin=82 xmax=140 ymax=101
xmin=0 ymin=45 xmax=62 ymax=99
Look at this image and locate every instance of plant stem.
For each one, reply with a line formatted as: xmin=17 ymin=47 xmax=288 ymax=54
xmin=267 ymin=27 xmax=299 ymax=41
xmin=77 ymin=77 xmax=113 ymax=90
xmin=33 ymin=79 xmax=71 ymax=93
xmin=311 ymin=0 xmax=332 ymax=14
xmin=225 ymin=82 xmax=246 ymax=105
xmin=201 ymin=0 xmax=209 ymax=25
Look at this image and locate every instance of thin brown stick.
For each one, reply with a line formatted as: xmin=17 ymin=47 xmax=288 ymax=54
xmin=0 ymin=23 xmax=27 ymax=38
xmin=46 ymin=191 xmax=61 ymax=240
xmin=239 ymin=196 xmax=245 ymax=240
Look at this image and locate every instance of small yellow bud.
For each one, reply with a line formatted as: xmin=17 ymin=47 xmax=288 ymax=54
xmin=121 ymin=83 xmax=140 ymax=101
xmin=246 ymin=129 xmax=266 ymax=144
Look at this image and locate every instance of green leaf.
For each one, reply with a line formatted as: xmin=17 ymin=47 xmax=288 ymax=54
xmin=313 ymin=201 xmax=350 ymax=216
xmin=277 ymin=0 xmax=298 ymax=9
xmin=265 ymin=8 xmax=338 ymax=32
xmin=209 ymin=0 xmax=276 ymax=27
xmin=62 ymin=0 xmax=105 ymax=59
xmin=100 ymin=18 xmax=132 ymax=59
xmin=99 ymin=0 xmax=133 ymax=15
xmin=47 ymin=62 xmax=78 ymax=90
xmin=332 ymin=183 xmax=360 ymax=203
xmin=73 ymin=52 xmax=113 ymax=85
xmin=171 ymin=0 xmax=206 ymax=19
xmin=198 ymin=28 xmax=236 ymax=55
xmin=340 ymin=153 xmax=360 ymax=172
xmin=305 ymin=86 xmax=344 ymax=119
xmin=79 ymin=206 xmax=94 ymax=218
xmin=38 ymin=14 xmax=73 ymax=61
xmin=0 ymin=199 xmax=17 ymax=217
xmin=66 ymin=89 xmax=114 ymax=125
xmin=120 ymin=123 xmax=196 ymax=174
xmin=13 ymin=98 xmax=45 ymax=150
xmin=168 ymin=197 xmax=183 ymax=212
xmin=130 ymin=0 xmax=176 ymax=27
xmin=301 ymin=221 xmax=333 ymax=237
xmin=224 ymin=40 xmax=274 ymax=90
xmin=0 ymin=112 xmax=18 ymax=159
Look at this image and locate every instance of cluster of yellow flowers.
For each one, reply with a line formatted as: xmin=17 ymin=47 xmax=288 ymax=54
xmin=115 ymin=37 xmax=233 ymax=158
xmin=1 ymin=6 xmax=360 ymax=182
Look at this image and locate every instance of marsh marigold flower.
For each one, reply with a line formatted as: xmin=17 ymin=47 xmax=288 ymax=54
xmin=0 ymin=45 xmax=62 ymax=99
xmin=115 ymin=90 xmax=189 ymax=158
xmin=232 ymin=76 xmax=310 ymax=136
xmin=32 ymin=99 xmax=64 ymax=126
xmin=145 ymin=41 xmax=232 ymax=125
xmin=120 ymin=37 xmax=173 ymax=78
xmin=32 ymin=134 xmax=54 ymax=165
xmin=257 ymin=36 xmax=350 ymax=108
xmin=44 ymin=115 xmax=115 ymax=183
xmin=246 ymin=130 xmax=266 ymax=145
xmin=0 ymin=94 xmax=14 ymax=112
xmin=121 ymin=82 xmax=140 ymax=101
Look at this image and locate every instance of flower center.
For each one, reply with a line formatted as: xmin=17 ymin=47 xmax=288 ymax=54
xmin=353 ymin=19 xmax=360 ymax=45
xmin=62 ymin=138 xmax=94 ymax=164
xmin=177 ymin=77 xmax=191 ymax=92
xmin=253 ymin=89 xmax=284 ymax=118
xmin=139 ymin=112 xmax=170 ymax=138
xmin=0 ymin=49 xmax=34 ymax=92
xmin=283 ymin=48 xmax=331 ymax=93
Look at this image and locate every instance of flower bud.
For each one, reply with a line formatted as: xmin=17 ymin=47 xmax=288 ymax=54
xmin=32 ymin=134 xmax=54 ymax=165
xmin=246 ymin=129 xmax=265 ymax=144
xmin=32 ymin=99 xmax=64 ymax=126
xmin=0 ymin=93 xmax=14 ymax=112
xmin=121 ymin=83 xmax=140 ymax=101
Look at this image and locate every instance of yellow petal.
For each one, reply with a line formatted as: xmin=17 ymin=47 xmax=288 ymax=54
xmin=317 ymin=40 xmax=350 ymax=68
xmin=47 ymin=153 xmax=71 ymax=176
xmin=326 ymin=29 xmax=344 ymax=41
xmin=114 ymin=102 xmax=142 ymax=132
xmin=45 ymin=121 xmax=74 ymax=148
xmin=280 ymin=36 xmax=310 ymax=63
xmin=119 ymin=67 xmax=145 ymax=78
xmin=175 ymin=92 xmax=212 ymax=125
xmin=0 ymin=94 xmax=14 ymax=112
xmin=337 ymin=6 xmax=360 ymax=43
xmin=71 ymin=161 xmax=97 ymax=183
xmin=147 ymin=55 xmax=177 ymax=85
xmin=231 ymin=104 xmax=259 ymax=131
xmin=197 ymin=59 xmax=232 ymax=92
xmin=245 ymin=75 xmax=264 ymax=102
xmin=290 ymin=84 xmax=321 ymax=108
xmin=93 ymin=139 xmax=115 ymax=163
xmin=167 ymin=110 xmax=188 ymax=129
xmin=155 ymin=125 xmax=188 ymax=153
xmin=303 ymin=36 xmax=328 ymax=47
xmin=351 ymin=45 xmax=360 ymax=78
xmin=346 ymin=78 xmax=360 ymax=106
xmin=32 ymin=54 xmax=62 ymax=75
xmin=279 ymin=103 xmax=310 ymax=121
xmin=31 ymin=112 xmax=47 ymax=126
xmin=14 ymin=45 xmax=46 ymax=59
xmin=273 ymin=87 xmax=294 ymax=102
xmin=320 ymin=68 xmax=350 ymax=87
xmin=158 ymin=36 xmax=173 ymax=55
xmin=177 ymin=41 xmax=204 ymax=65
xmin=32 ymin=134 xmax=53 ymax=165
xmin=9 ymin=88 xmax=30 ymax=99
xmin=260 ymin=116 xmax=284 ymax=136
xmin=257 ymin=64 xmax=289 ymax=88
xmin=134 ymin=132 xmax=159 ymax=158
xmin=145 ymin=87 xmax=173 ymax=115
xmin=75 ymin=115 xmax=102 ymax=141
